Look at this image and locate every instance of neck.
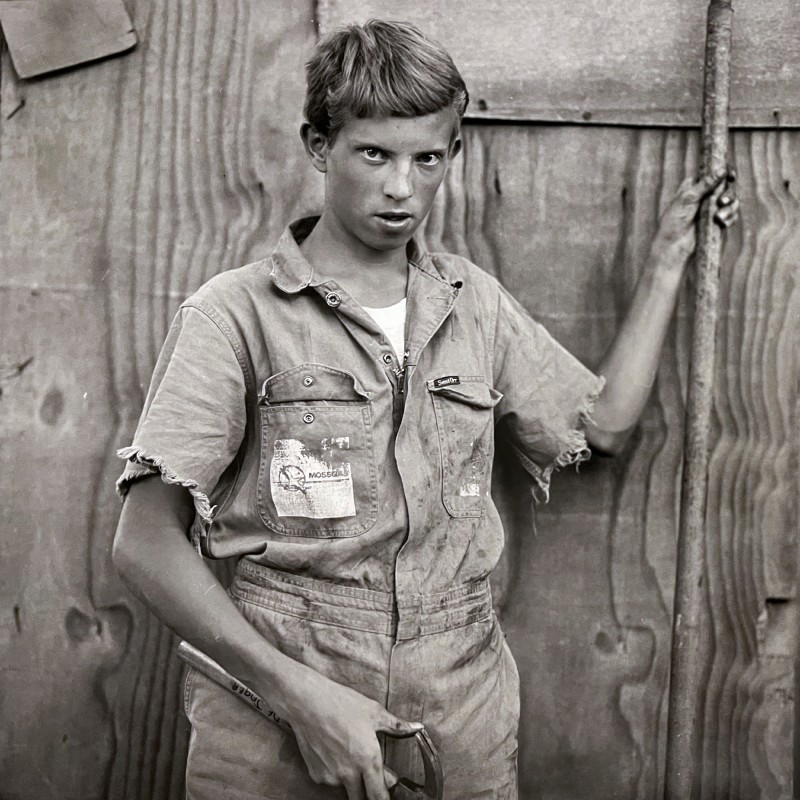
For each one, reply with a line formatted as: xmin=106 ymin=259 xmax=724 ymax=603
xmin=300 ymin=212 xmax=408 ymax=281
xmin=300 ymin=214 xmax=409 ymax=306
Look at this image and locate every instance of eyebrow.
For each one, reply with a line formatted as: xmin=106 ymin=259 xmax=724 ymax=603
xmin=352 ymin=142 xmax=449 ymax=157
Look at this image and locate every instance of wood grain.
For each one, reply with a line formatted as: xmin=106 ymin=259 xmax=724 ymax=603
xmin=0 ymin=26 xmax=132 ymax=800
xmin=1 ymin=1 xmax=318 ymax=798
xmin=97 ymin=2 xmax=319 ymax=797
xmin=0 ymin=3 xmax=797 ymax=798
xmin=421 ymin=124 xmax=799 ymax=799
xmin=320 ymin=0 xmax=800 ymax=128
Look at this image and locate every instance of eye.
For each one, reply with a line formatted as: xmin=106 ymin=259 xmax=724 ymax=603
xmin=417 ymin=153 xmax=442 ymax=167
xmin=360 ymin=147 xmax=385 ymax=162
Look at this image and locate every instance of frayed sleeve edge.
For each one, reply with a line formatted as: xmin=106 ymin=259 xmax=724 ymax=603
xmin=116 ymin=446 xmax=215 ymax=524
xmin=512 ymin=374 xmax=605 ymax=504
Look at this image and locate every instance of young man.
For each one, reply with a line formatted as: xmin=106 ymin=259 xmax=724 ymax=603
xmin=113 ymin=20 xmax=738 ymax=800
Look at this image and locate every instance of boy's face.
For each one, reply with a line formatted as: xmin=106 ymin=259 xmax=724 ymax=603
xmin=303 ymin=109 xmax=461 ymax=254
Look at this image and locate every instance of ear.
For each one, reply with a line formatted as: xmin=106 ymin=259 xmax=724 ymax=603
xmin=300 ymin=122 xmax=330 ymax=174
xmin=449 ymin=136 xmax=463 ymax=159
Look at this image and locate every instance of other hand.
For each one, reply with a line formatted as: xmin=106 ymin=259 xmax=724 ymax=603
xmin=649 ymin=168 xmax=740 ymax=268
xmin=286 ymin=668 xmax=422 ymax=800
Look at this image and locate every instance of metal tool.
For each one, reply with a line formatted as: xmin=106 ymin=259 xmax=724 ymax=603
xmin=177 ymin=640 xmax=443 ymax=800
xmin=388 ymin=725 xmax=443 ymax=799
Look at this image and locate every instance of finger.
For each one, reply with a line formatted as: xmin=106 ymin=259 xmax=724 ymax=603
xmin=682 ymin=171 xmax=726 ymax=203
xmin=343 ymin=775 xmax=367 ymax=800
xmin=715 ymin=215 xmax=735 ymax=229
xmin=294 ymin=732 xmax=334 ymax=786
xmin=726 ymin=164 xmax=737 ymax=183
xmin=718 ymin=192 xmax=734 ymax=206
xmin=362 ymin=765 xmax=392 ymax=800
xmin=716 ymin=197 xmax=740 ymax=219
xmin=720 ymin=199 xmax=740 ymax=222
xmin=375 ymin=712 xmax=425 ymax=737
xmin=383 ymin=766 xmax=399 ymax=790
xmin=714 ymin=207 xmax=737 ymax=228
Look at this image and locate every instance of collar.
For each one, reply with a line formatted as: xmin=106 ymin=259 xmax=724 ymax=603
xmin=268 ymin=216 xmax=453 ymax=294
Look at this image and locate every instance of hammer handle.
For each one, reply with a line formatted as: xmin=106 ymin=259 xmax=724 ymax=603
xmin=177 ymin=641 xmax=401 ymax=790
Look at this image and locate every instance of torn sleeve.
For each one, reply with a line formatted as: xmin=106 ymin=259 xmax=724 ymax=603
xmin=492 ymin=283 xmax=605 ymax=502
xmin=116 ymin=305 xmax=247 ymax=524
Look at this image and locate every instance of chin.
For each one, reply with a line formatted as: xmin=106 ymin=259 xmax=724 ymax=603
xmin=371 ymin=233 xmax=414 ymax=251
xmin=358 ymin=226 xmax=416 ymax=253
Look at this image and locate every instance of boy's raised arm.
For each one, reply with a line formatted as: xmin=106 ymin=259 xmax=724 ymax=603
xmin=113 ymin=476 xmax=420 ymax=800
xmin=586 ymin=171 xmax=739 ymax=454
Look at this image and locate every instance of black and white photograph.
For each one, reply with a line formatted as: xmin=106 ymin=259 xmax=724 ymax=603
xmin=0 ymin=1 xmax=797 ymax=798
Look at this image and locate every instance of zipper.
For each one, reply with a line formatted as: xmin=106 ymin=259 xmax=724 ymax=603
xmin=390 ymin=350 xmax=410 ymax=430
xmin=394 ymin=349 xmax=410 ymax=395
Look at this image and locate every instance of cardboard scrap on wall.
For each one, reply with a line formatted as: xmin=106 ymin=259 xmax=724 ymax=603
xmin=0 ymin=0 xmax=137 ymax=79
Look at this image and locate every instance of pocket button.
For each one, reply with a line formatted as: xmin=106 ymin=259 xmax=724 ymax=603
xmin=302 ymin=412 xmax=315 ymax=424
xmin=325 ymin=292 xmax=342 ymax=308
xmin=302 ymin=375 xmax=315 ymax=387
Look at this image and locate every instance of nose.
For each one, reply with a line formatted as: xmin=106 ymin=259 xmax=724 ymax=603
xmin=383 ymin=159 xmax=414 ymax=201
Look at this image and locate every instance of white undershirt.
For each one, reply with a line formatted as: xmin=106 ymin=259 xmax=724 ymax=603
xmin=362 ymin=297 xmax=407 ymax=361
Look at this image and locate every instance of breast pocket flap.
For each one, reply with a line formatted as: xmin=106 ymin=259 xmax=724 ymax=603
xmin=427 ymin=377 xmax=503 ymax=410
xmin=261 ymin=364 xmax=368 ymax=404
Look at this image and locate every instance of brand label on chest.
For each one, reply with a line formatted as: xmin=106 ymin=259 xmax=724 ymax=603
xmin=270 ymin=438 xmax=355 ymax=518
xmin=433 ymin=375 xmax=461 ymax=388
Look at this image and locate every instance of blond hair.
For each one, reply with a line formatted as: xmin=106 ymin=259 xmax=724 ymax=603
xmin=304 ymin=20 xmax=469 ymax=141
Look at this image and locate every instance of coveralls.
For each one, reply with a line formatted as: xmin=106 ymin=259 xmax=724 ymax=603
xmin=117 ymin=217 xmax=603 ymax=800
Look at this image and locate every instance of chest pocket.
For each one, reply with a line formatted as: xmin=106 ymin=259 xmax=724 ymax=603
xmin=428 ymin=377 xmax=503 ymax=518
xmin=257 ymin=364 xmax=377 ymax=538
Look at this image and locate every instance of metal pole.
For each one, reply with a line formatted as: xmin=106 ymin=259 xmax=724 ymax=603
xmin=664 ymin=2 xmax=733 ymax=798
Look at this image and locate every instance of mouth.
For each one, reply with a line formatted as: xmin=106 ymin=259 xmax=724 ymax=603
xmin=375 ymin=211 xmax=414 ymax=228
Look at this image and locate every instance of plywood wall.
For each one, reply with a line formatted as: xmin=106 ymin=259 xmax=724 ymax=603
xmin=435 ymin=125 xmax=800 ymax=800
xmin=320 ymin=0 xmax=800 ymax=127
xmin=0 ymin=2 xmax=797 ymax=799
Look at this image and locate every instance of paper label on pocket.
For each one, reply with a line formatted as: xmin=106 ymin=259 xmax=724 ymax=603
xmin=270 ymin=438 xmax=356 ymax=518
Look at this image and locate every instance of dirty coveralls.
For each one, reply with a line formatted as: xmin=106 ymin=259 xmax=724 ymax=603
xmin=117 ymin=218 xmax=603 ymax=800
